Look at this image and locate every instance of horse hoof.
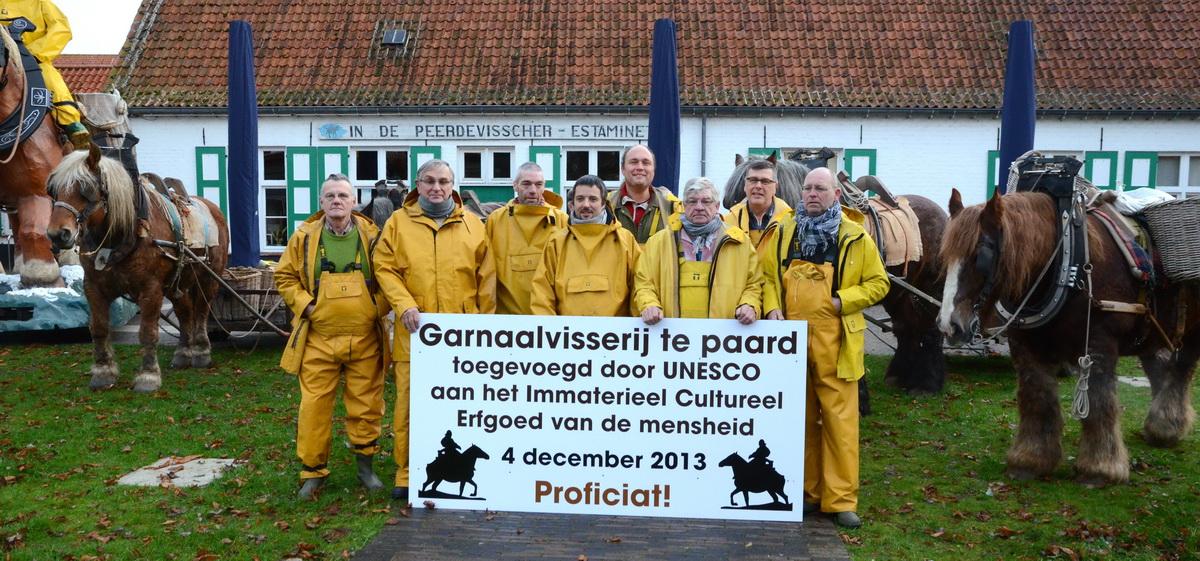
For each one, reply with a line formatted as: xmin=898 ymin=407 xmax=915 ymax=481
xmin=191 ymin=354 xmax=213 ymax=369
xmin=171 ymin=354 xmax=191 ymax=369
xmin=1005 ymin=467 xmax=1042 ymax=482
xmin=89 ymin=365 xmax=118 ymax=391
xmin=89 ymin=378 xmax=115 ymax=391
xmin=1074 ymin=473 xmax=1114 ymax=489
xmin=132 ymin=374 xmax=161 ymax=393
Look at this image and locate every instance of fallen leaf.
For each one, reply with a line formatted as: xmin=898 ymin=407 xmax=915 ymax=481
xmin=274 ymin=520 xmax=290 ymax=531
xmin=304 ymin=516 xmax=323 ymax=530
xmin=929 ymin=528 xmax=945 ymax=538
xmin=422 ymin=500 xmax=436 ymax=510
xmin=994 ymin=526 xmax=1021 ymax=539
xmin=607 ymin=536 xmax=622 ymax=543
xmin=384 ymin=517 xmax=400 ymax=525
xmin=1044 ymin=544 xmax=1080 ymax=560
xmin=322 ymin=528 xmax=350 ymax=542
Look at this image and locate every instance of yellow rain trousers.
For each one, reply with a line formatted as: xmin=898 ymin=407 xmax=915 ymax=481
xmin=678 ymin=260 xmax=712 ymax=318
xmin=486 ymin=192 xmax=567 ymax=315
xmin=296 ymin=267 xmax=385 ymax=480
xmin=783 ymin=260 xmax=858 ymax=513
xmin=2 ymin=0 xmax=81 ymax=125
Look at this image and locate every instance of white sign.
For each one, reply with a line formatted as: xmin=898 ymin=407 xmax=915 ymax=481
xmin=410 ymin=314 xmax=807 ymax=522
xmin=318 ymin=121 xmax=648 ymax=141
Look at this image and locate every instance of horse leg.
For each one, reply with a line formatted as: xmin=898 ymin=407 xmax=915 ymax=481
xmin=885 ymin=303 xmax=946 ymax=395
xmin=1073 ymin=352 xmax=1129 ymax=486
xmin=468 ymin=480 xmax=478 ymax=497
xmin=742 ymin=490 xmax=750 ymax=506
xmin=190 ymin=279 xmax=218 ymax=369
xmin=84 ymin=282 xmax=119 ymax=390
xmin=1005 ymin=347 xmax=1063 ymax=481
xmin=13 ymin=195 xmax=62 ymax=288
xmin=729 ymin=489 xmax=738 ymax=506
xmin=1142 ymin=336 xmax=1199 ymax=447
xmin=132 ymin=289 xmax=165 ymax=393
xmin=858 ymin=377 xmax=871 ymax=417
xmin=169 ymin=296 xmax=194 ymax=369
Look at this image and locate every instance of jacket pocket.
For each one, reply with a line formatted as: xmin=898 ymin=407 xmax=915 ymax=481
xmin=509 ymin=252 xmax=540 ymax=272
xmin=567 ymin=274 xmax=610 ymax=293
xmin=844 ymin=312 xmax=866 ymax=333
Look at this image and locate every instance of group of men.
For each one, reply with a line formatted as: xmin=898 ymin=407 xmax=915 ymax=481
xmin=274 ymin=143 xmax=888 ymax=529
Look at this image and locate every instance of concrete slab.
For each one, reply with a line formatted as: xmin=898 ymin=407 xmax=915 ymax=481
xmin=117 ymin=456 xmax=243 ymax=487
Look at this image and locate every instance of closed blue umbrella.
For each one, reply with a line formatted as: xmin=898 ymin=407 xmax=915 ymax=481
xmin=997 ymin=20 xmax=1036 ymax=195
xmin=647 ymin=18 xmax=680 ymax=194
xmin=227 ymin=20 xmax=260 ymax=266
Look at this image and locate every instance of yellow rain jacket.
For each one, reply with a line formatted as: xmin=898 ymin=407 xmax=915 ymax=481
xmin=0 ymin=0 xmax=80 ymax=125
xmin=724 ymin=197 xmax=793 ymax=253
xmin=761 ymin=207 xmax=890 ymax=381
xmin=530 ymin=217 xmax=641 ymax=317
xmin=373 ymin=189 xmax=496 ymax=360
xmin=633 ymin=223 xmax=763 ymax=318
xmin=607 ymin=185 xmax=683 ymax=245
xmin=275 ymin=211 xmax=390 ymax=373
xmin=486 ymin=190 xmax=568 ymax=315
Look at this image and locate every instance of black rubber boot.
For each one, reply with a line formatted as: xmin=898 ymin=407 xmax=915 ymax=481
xmin=356 ymin=455 xmax=384 ymax=492
xmin=298 ymin=477 xmax=325 ymax=500
xmin=391 ymin=486 xmax=409 ymax=501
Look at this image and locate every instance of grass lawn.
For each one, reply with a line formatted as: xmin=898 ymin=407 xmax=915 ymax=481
xmin=1 ymin=345 xmax=1197 ymax=560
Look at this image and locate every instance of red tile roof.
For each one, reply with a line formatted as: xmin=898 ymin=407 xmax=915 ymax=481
xmin=58 ymin=54 xmax=118 ymax=94
xmin=113 ymin=1 xmax=1200 ymax=113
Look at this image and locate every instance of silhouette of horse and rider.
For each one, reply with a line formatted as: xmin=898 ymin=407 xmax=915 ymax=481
xmin=420 ymin=430 xmax=490 ymax=498
xmin=718 ymin=439 xmax=790 ymax=508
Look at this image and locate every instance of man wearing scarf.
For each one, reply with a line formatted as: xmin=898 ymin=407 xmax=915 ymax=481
xmin=531 ymin=175 xmax=641 ymax=316
xmin=487 ymin=162 xmax=568 ymax=315
xmin=634 ymin=177 xmax=762 ymax=324
xmin=373 ymin=159 xmax=496 ymax=502
xmin=761 ymin=167 xmax=889 ymax=529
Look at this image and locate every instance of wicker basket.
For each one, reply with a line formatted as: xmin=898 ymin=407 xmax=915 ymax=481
xmin=1142 ymin=197 xmax=1200 ymax=282
xmin=213 ymin=267 xmax=263 ymax=321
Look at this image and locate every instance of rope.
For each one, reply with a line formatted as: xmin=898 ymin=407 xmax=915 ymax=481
xmin=0 ymin=25 xmax=29 ymax=165
xmin=975 ymin=232 xmax=1065 ymax=344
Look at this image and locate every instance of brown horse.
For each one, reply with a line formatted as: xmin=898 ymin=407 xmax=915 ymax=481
xmin=725 ymin=154 xmax=949 ymax=396
xmin=938 ymin=189 xmax=1198 ymax=486
xmin=0 ymin=22 xmax=69 ymax=287
xmin=45 ymin=146 xmax=229 ymax=392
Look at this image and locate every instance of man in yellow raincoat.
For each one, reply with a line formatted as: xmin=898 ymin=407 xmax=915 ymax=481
xmin=275 ymin=174 xmax=391 ymax=500
xmin=0 ymin=0 xmax=90 ymax=149
xmin=373 ymin=159 xmax=496 ymax=501
xmin=724 ymin=159 xmax=793 ymax=253
xmin=486 ymin=162 xmax=567 ymax=315
xmin=606 ymin=145 xmax=682 ymax=245
xmin=531 ymin=175 xmax=640 ymax=316
xmin=761 ymin=167 xmax=889 ymax=528
xmin=634 ymin=177 xmax=762 ymax=324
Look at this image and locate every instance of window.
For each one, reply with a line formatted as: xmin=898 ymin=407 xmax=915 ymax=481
xmin=261 ymin=149 xmax=288 ymax=249
xmin=1156 ymin=153 xmax=1200 ymax=199
xmin=458 ymin=148 xmax=514 ymax=184
xmin=565 ymin=148 xmax=622 ymax=182
xmin=352 ymin=148 xmax=410 ymax=204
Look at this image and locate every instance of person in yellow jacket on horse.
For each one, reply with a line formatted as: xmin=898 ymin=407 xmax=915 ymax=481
xmin=607 ymin=145 xmax=682 ymax=245
xmin=275 ymin=174 xmax=391 ymax=500
xmin=487 ymin=161 xmax=567 ymax=315
xmin=724 ymin=159 xmax=793 ymax=253
xmin=531 ymin=175 xmax=641 ymax=316
xmin=0 ymin=0 xmax=90 ymax=149
xmin=373 ymin=159 xmax=496 ymax=502
xmin=761 ymin=167 xmax=890 ymax=529
xmin=634 ymin=177 xmax=762 ymax=325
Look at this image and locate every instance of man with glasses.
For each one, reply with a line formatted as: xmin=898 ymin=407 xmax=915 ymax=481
xmin=486 ymin=162 xmax=568 ymax=315
xmin=275 ymin=174 xmax=391 ymax=499
xmin=373 ymin=159 xmax=496 ymax=502
xmin=760 ymin=167 xmax=889 ymax=528
xmin=606 ymin=145 xmax=682 ymax=245
xmin=633 ymin=177 xmax=762 ymax=324
xmin=724 ymin=159 xmax=793 ymax=252
xmin=531 ymin=175 xmax=641 ymax=316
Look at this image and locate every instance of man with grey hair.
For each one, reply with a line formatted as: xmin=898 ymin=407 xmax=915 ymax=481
xmin=373 ymin=158 xmax=496 ymax=501
xmin=487 ymin=162 xmax=568 ymax=314
xmin=634 ymin=177 xmax=762 ymax=324
xmin=606 ymin=145 xmax=682 ymax=245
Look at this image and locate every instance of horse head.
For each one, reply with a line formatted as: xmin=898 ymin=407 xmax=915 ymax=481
xmin=46 ymin=144 xmax=137 ymax=252
xmin=723 ymin=153 xmax=807 ymax=211
xmin=938 ymin=188 xmax=1006 ymax=345
xmin=718 ymin=452 xmax=746 ymax=468
xmin=463 ymin=444 xmax=490 ymax=460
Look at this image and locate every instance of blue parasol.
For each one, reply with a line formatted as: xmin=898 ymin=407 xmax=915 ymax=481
xmin=227 ymin=20 xmax=260 ymax=265
xmin=997 ymin=20 xmax=1036 ymax=195
xmin=647 ymin=18 xmax=680 ymax=194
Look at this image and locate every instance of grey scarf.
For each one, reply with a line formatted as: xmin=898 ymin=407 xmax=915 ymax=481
xmin=795 ymin=206 xmax=842 ymax=259
xmin=681 ymin=216 xmax=723 ymax=246
xmin=418 ymin=195 xmax=455 ymax=219
xmin=570 ymin=208 xmax=608 ymax=225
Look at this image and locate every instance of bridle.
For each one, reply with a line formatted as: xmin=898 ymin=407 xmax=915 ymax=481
xmin=51 ymin=175 xmax=107 ymax=236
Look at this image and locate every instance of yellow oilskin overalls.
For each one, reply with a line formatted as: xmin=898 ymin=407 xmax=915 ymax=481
xmin=678 ymin=259 xmax=712 ymax=318
xmin=486 ymin=191 xmax=567 ymax=315
xmin=0 ymin=1 xmax=86 ymax=139
xmin=783 ymin=259 xmax=857 ymax=513
xmin=276 ymin=213 xmax=389 ymax=482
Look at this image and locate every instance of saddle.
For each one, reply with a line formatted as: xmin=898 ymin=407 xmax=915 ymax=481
xmin=836 ymin=172 xmax=921 ymax=269
xmin=1087 ymin=191 xmax=1156 ymax=286
xmin=0 ymin=17 xmax=52 ymax=152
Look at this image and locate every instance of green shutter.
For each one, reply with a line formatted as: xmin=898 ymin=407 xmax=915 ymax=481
xmin=529 ymin=146 xmax=562 ymax=194
xmin=409 ymin=146 xmax=443 ymax=181
xmin=1123 ymin=151 xmax=1158 ymax=189
xmin=1083 ymin=151 xmax=1119 ymax=190
xmin=286 ymin=147 xmax=319 ymax=236
xmin=194 ymin=147 xmax=227 ymax=216
xmin=317 ymin=146 xmax=349 ymax=179
xmin=987 ymin=150 xmax=1000 ymax=199
xmin=843 ymin=149 xmax=877 ymax=180
xmin=748 ymin=147 xmax=780 ymax=159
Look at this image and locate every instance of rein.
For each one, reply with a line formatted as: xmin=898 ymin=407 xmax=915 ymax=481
xmin=0 ymin=22 xmax=28 ymax=165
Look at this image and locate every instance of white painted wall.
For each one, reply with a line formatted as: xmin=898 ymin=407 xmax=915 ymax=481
xmin=131 ymin=112 xmax=1200 ymax=212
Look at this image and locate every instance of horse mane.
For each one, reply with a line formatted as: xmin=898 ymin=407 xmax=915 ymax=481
xmin=940 ymin=192 xmax=1108 ymax=302
xmin=721 ymin=154 xmax=807 ymax=210
xmin=48 ymin=150 xmax=149 ymax=243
